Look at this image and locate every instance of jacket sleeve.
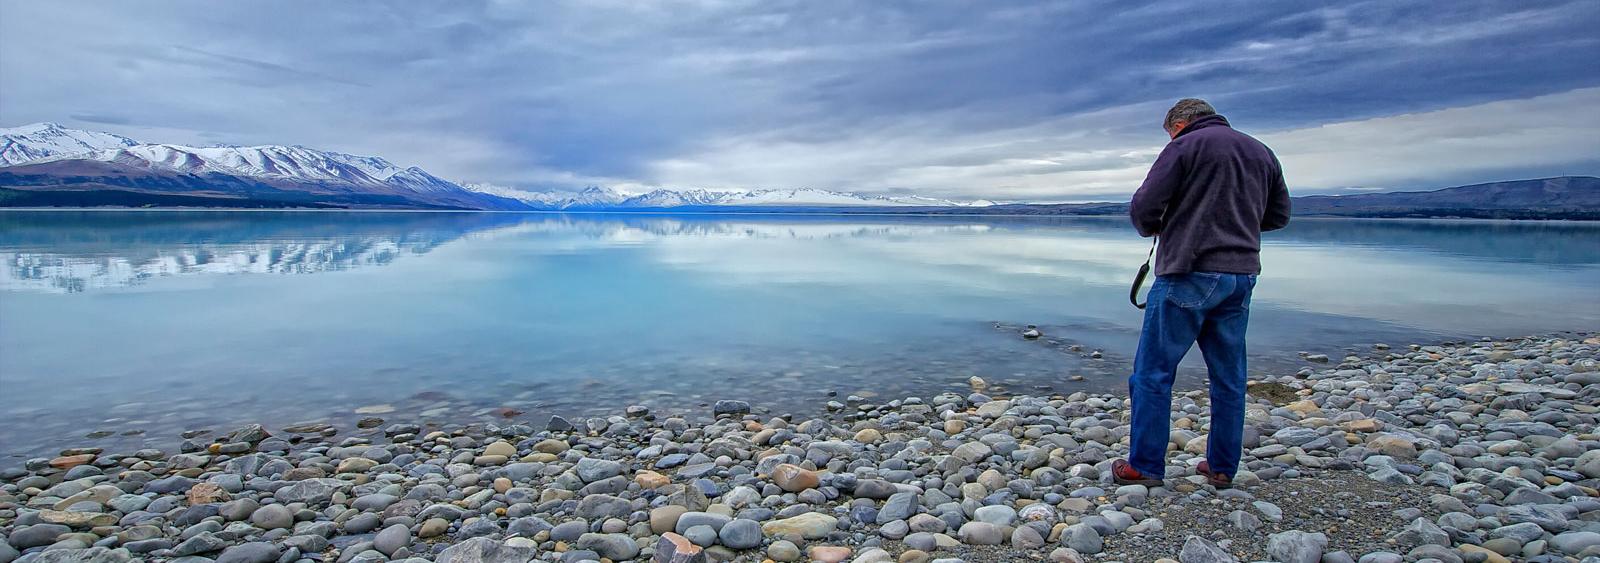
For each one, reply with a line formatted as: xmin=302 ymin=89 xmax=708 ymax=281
xmin=1261 ymin=153 xmax=1291 ymax=232
xmin=1129 ymin=142 xmax=1184 ymax=237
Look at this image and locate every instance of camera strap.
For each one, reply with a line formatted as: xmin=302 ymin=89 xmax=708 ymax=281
xmin=1130 ymin=237 xmax=1157 ymax=309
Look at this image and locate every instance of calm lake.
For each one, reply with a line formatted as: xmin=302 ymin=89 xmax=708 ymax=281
xmin=2 ymin=210 xmax=1598 ymax=462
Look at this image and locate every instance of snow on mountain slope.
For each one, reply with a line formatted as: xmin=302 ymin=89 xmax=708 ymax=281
xmin=0 ymin=122 xmax=139 ymax=166
xmin=40 ymin=144 xmax=464 ymax=194
xmin=462 ymin=182 xmax=539 ymax=202
xmin=461 ymin=183 xmax=630 ymax=208
xmin=712 ymin=189 xmax=867 ymax=206
xmin=884 ymin=194 xmax=998 ymax=207
xmin=1 ymin=124 xmax=480 ymax=204
xmin=565 ymin=186 xmax=631 ymax=207
xmin=462 ymin=182 xmax=588 ymax=205
xmin=622 ymin=188 xmax=738 ymax=207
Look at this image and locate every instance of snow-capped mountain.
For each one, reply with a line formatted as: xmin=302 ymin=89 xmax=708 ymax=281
xmin=0 ymin=122 xmax=139 ymax=166
xmin=35 ymin=144 xmax=466 ymax=195
xmin=462 ymin=184 xmax=629 ymax=208
xmin=461 ymin=182 xmax=566 ymax=205
xmin=0 ymin=124 xmax=526 ymax=210
xmin=2 ymin=122 xmax=999 ymax=210
xmin=622 ymin=188 xmax=738 ymax=207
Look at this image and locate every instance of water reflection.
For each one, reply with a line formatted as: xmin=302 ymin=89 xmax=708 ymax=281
xmin=7 ymin=212 xmax=1597 ymax=293
xmin=0 ymin=211 xmax=1596 ymax=463
xmin=1 ymin=212 xmax=532 ymax=292
xmin=1276 ymin=217 xmax=1600 ymax=266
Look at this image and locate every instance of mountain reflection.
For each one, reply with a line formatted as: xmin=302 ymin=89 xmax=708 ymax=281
xmin=8 ymin=239 xmax=422 ymax=293
xmin=1 ymin=211 xmax=533 ymax=293
xmin=3 ymin=211 xmax=1597 ymax=294
xmin=0 ymin=212 xmax=1011 ymax=293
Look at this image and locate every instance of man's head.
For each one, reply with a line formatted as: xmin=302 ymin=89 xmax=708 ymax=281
xmin=1164 ymin=98 xmax=1216 ymax=139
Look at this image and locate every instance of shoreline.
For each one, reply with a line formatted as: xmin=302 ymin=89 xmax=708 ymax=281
xmin=4 ymin=207 xmax=1599 ymax=223
xmin=0 ymin=326 xmax=1548 ymax=467
xmin=2 ymin=333 xmax=1598 ymax=563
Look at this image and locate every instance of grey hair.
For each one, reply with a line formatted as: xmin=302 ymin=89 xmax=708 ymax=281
xmin=1164 ymin=98 xmax=1216 ymax=131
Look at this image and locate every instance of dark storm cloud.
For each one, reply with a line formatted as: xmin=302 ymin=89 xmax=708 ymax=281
xmin=1 ymin=0 xmax=1595 ymax=199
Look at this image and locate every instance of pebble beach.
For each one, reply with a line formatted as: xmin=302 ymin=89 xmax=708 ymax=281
xmin=3 ymin=333 xmax=1599 ymax=563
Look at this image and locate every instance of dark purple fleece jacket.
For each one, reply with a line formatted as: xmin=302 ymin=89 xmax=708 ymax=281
xmin=1130 ymin=114 xmax=1291 ymax=275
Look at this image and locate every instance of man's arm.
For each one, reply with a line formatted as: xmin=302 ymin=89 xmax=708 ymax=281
xmin=1261 ymin=154 xmax=1291 ymax=232
xmin=1129 ymin=142 xmax=1184 ymax=237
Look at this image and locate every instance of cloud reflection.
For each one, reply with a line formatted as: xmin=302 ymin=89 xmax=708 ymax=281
xmin=3 ymin=211 xmax=1597 ymax=340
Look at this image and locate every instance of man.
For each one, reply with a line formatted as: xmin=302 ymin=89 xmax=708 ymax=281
xmin=1112 ymin=98 xmax=1291 ymax=489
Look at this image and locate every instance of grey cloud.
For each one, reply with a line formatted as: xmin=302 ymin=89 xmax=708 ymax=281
xmin=69 ymin=113 xmax=133 ymax=126
xmin=168 ymin=46 xmax=373 ymax=88
xmin=1 ymin=0 xmax=1595 ymax=199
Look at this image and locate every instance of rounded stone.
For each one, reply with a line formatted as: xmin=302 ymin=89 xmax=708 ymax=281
xmin=974 ymin=505 xmax=1017 ymax=527
xmin=809 ymin=546 xmax=853 ymax=563
xmin=482 ymin=441 xmax=516 ymax=457
xmin=718 ymin=518 xmax=762 ymax=550
xmin=675 ymin=511 xmax=732 ymax=535
xmin=575 ymin=532 xmax=640 ymax=560
xmin=768 ymin=540 xmax=802 ymax=562
xmin=343 ymin=512 xmax=382 ymax=534
xmin=1552 ymin=531 xmax=1600 ymax=555
xmin=958 ymin=521 xmax=1004 ymax=545
xmin=1012 ymin=525 xmax=1046 ymax=550
xmin=1064 ymin=523 xmax=1102 ymax=554
xmin=651 ymin=505 xmax=688 ymax=534
xmin=9 ymin=524 xmax=71 ymax=549
xmin=908 ymin=513 xmax=947 ymax=533
xmin=550 ymin=520 xmax=587 ymax=541
xmin=879 ymin=519 xmax=910 ymax=540
xmin=373 ymin=524 xmax=410 ymax=556
xmin=214 ymin=542 xmax=281 ymax=563
xmin=684 ymin=524 xmax=718 ymax=547
xmin=249 ymin=504 xmax=294 ymax=530
xmin=904 ymin=532 xmax=938 ymax=552
xmin=761 ymin=512 xmax=838 ymax=539
xmin=418 ymin=518 xmax=449 ymax=538
xmin=771 ymin=463 xmax=820 ymax=492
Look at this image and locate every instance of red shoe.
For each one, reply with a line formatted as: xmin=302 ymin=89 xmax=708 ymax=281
xmin=1196 ymin=460 xmax=1233 ymax=489
xmin=1112 ymin=459 xmax=1163 ymax=487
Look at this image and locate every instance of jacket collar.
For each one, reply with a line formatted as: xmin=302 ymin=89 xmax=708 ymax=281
xmin=1175 ymin=114 xmax=1229 ymax=138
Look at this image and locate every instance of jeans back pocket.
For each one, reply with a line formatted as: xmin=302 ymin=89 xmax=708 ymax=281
xmin=1165 ymin=272 xmax=1222 ymax=308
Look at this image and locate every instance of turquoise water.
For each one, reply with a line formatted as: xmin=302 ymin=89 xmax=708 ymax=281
xmin=1 ymin=211 xmax=1597 ymax=461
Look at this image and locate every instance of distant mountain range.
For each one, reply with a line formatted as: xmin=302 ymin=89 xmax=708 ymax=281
xmin=1 ymin=122 xmax=1596 ymax=218
xmin=0 ymin=123 xmax=993 ymax=211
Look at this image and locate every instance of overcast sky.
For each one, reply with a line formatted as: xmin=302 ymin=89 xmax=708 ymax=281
xmin=2 ymin=0 xmax=1596 ymax=201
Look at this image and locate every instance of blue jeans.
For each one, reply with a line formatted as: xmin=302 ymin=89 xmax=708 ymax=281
xmin=1128 ymin=271 xmax=1257 ymax=479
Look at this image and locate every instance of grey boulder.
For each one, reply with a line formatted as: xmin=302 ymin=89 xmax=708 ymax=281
xmin=1179 ymin=536 xmax=1240 ymax=563
xmin=214 ymin=542 xmax=281 ymax=563
xmin=576 ymin=533 xmax=640 ymax=561
xmin=435 ymin=537 xmax=539 ymax=563
xmin=718 ymin=519 xmax=762 ymax=550
xmin=1266 ymin=530 xmax=1328 ymax=563
xmin=373 ymin=524 xmax=411 ymax=556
